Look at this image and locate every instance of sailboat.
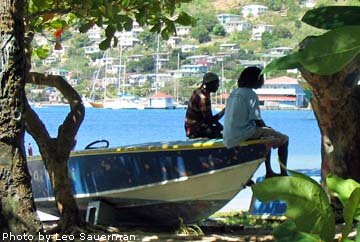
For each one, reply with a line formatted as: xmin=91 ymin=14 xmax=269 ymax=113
xmin=89 ymin=49 xmax=145 ymax=110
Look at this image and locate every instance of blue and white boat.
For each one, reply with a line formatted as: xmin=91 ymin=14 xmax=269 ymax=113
xmin=28 ymin=138 xmax=269 ymax=225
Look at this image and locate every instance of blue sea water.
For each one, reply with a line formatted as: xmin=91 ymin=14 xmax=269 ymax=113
xmin=26 ymin=106 xmax=321 ymax=211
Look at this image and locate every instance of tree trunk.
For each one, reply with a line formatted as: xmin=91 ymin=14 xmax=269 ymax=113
xmin=0 ymin=0 xmax=42 ymax=235
xmin=300 ymin=55 xmax=360 ymax=182
xmin=24 ymin=73 xmax=85 ymax=233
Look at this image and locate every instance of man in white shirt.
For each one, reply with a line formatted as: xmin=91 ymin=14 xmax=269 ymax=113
xmin=223 ymin=66 xmax=288 ymax=178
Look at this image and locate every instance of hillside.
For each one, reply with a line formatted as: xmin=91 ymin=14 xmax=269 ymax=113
xmin=210 ymin=0 xmax=243 ymax=11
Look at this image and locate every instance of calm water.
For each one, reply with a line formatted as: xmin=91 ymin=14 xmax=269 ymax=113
xmin=26 ymin=106 xmax=321 ymax=211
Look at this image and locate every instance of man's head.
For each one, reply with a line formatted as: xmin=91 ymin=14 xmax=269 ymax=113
xmin=202 ymin=72 xmax=220 ymax=92
xmin=237 ymin=66 xmax=264 ymax=89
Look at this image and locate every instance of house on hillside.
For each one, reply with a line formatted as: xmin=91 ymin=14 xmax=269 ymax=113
xmin=219 ymin=43 xmax=240 ymax=52
xmin=217 ymin=14 xmax=241 ymax=24
xmin=180 ymin=64 xmax=208 ymax=73
xmin=167 ymin=69 xmax=203 ymax=79
xmin=255 ymin=76 xmax=307 ymax=108
xmin=167 ymin=36 xmax=182 ymax=48
xmin=186 ymin=55 xmax=211 ymax=66
xmin=147 ymin=92 xmax=176 ymax=109
xmin=251 ymin=24 xmax=274 ymax=40
xmin=181 ymin=45 xmax=198 ymax=53
xmin=242 ymin=4 xmax=268 ymax=18
xmin=84 ymin=44 xmax=100 ymax=54
xmin=223 ymin=20 xmax=251 ymax=33
xmin=176 ymin=26 xmax=192 ymax=37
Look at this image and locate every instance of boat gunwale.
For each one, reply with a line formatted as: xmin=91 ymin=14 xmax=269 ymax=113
xmin=27 ymin=138 xmax=274 ymax=161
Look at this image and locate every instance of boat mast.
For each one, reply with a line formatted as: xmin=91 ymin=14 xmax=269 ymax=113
xmin=104 ymin=50 xmax=108 ymax=101
xmin=176 ymin=52 xmax=180 ymax=102
xmin=118 ymin=42 xmax=123 ymax=95
xmin=89 ymin=51 xmax=106 ymax=100
xmin=155 ymin=34 xmax=160 ymax=93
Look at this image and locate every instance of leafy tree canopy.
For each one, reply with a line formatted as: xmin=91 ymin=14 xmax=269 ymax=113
xmin=264 ymin=6 xmax=360 ymax=75
xmin=26 ymin=0 xmax=195 ymax=54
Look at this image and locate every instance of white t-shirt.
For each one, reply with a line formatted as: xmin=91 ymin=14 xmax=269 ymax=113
xmin=223 ymin=87 xmax=261 ymax=148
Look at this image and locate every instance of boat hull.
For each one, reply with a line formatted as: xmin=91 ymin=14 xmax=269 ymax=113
xmin=29 ymin=139 xmax=268 ymax=225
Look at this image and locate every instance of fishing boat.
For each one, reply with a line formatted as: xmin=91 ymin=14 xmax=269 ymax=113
xmin=29 ymin=138 xmax=270 ymax=226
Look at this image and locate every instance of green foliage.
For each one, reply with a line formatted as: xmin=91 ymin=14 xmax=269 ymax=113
xmin=191 ymin=25 xmax=211 ymax=43
xmin=252 ymin=172 xmax=360 ymax=242
xmin=213 ymin=211 xmax=281 ymax=229
xmin=263 ymin=5 xmax=360 ymax=75
xmin=252 ymin=171 xmax=335 ymax=242
xmin=33 ymin=45 xmax=50 ymax=59
xmin=264 ymin=25 xmax=360 ymax=75
xmin=273 ymin=220 xmax=322 ymax=242
xmin=302 ymin=6 xmax=360 ymax=30
xmin=126 ymin=56 xmax=155 ymax=73
xmin=26 ymin=0 xmax=195 ymax=53
xmin=212 ymin=24 xmax=226 ymax=36
xmin=262 ymin=31 xmax=277 ymax=49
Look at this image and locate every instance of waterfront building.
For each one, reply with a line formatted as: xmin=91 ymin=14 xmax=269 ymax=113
xmin=255 ymin=76 xmax=307 ymax=108
xmin=147 ymin=92 xmax=176 ymax=109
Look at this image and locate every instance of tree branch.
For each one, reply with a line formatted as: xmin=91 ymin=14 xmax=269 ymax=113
xmin=27 ymin=72 xmax=85 ymax=156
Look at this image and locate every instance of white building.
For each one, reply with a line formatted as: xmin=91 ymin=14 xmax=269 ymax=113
xmin=87 ymin=25 xmax=102 ymax=43
xmin=167 ymin=70 xmax=203 ymax=79
xmin=217 ymin=14 xmax=241 ymax=24
xmin=176 ymin=26 xmax=191 ymax=37
xmin=180 ymin=64 xmax=208 ymax=73
xmin=42 ymin=56 xmax=59 ymax=65
xmin=181 ymin=44 xmax=198 ymax=53
xmin=251 ymin=24 xmax=274 ymax=40
xmin=167 ymin=36 xmax=182 ymax=48
xmin=219 ymin=43 xmax=240 ymax=52
xmin=84 ymin=45 xmax=100 ymax=54
xmin=224 ymin=21 xmax=251 ymax=33
xmin=300 ymin=0 xmax=317 ymax=8
xmin=147 ymin=92 xmax=176 ymax=109
xmin=242 ymin=4 xmax=268 ymax=18
xmin=115 ymin=31 xmax=140 ymax=47
xmin=255 ymin=76 xmax=306 ymax=108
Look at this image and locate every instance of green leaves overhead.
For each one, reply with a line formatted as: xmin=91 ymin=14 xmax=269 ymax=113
xmin=264 ymin=5 xmax=360 ymax=76
xmin=33 ymin=45 xmax=50 ymax=59
xmin=27 ymin=0 xmax=194 ymax=51
xmin=263 ymin=26 xmax=360 ymax=75
xmin=175 ymin=11 xmax=194 ymax=26
xmin=302 ymin=6 xmax=360 ymax=30
xmin=252 ymin=173 xmax=335 ymax=242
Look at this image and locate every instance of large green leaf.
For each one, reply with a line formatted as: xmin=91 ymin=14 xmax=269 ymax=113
xmin=252 ymin=176 xmax=335 ymax=242
xmin=298 ymin=26 xmax=360 ymax=75
xmin=262 ymin=52 xmax=301 ymax=74
xmin=175 ymin=11 xmax=194 ymax=26
xmin=343 ymin=188 xmax=360 ymax=240
xmin=263 ymin=26 xmax=360 ymax=75
xmin=302 ymin=6 xmax=360 ymax=30
xmin=326 ymin=174 xmax=360 ymax=206
xmin=274 ymin=220 xmax=322 ymax=242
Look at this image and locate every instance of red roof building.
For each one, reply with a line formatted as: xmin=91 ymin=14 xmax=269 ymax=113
xmin=255 ymin=76 xmax=307 ymax=108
